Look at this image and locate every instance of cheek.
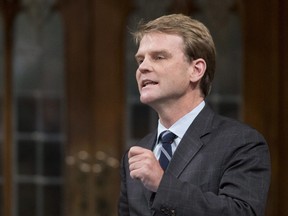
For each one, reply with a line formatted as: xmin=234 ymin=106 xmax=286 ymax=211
xmin=167 ymin=68 xmax=190 ymax=86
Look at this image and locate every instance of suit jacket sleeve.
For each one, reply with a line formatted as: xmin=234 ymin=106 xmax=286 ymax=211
xmin=118 ymin=152 xmax=130 ymax=216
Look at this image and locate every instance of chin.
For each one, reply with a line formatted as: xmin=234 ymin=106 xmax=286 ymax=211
xmin=140 ymin=96 xmax=154 ymax=105
xmin=140 ymin=98 xmax=150 ymax=105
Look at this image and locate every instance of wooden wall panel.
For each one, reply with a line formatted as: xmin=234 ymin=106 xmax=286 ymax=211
xmin=91 ymin=0 xmax=131 ymax=215
xmin=62 ymin=0 xmax=131 ymax=215
xmin=61 ymin=1 xmax=95 ymax=215
xmin=242 ymin=0 xmax=288 ymax=215
xmin=0 ymin=1 xmax=19 ymax=216
xmin=278 ymin=0 xmax=288 ymax=214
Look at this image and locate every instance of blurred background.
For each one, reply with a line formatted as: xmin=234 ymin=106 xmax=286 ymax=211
xmin=0 ymin=0 xmax=287 ymax=215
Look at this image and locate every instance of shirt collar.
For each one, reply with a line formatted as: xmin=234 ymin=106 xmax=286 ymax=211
xmin=156 ymin=101 xmax=205 ymax=143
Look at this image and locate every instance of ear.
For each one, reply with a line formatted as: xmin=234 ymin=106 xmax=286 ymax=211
xmin=189 ymin=58 xmax=206 ymax=83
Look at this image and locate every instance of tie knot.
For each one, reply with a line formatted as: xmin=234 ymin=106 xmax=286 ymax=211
xmin=159 ymin=131 xmax=177 ymax=145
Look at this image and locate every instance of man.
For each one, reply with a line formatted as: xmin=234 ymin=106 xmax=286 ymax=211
xmin=118 ymin=14 xmax=271 ymax=216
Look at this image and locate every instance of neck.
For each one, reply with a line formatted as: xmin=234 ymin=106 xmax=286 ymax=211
xmin=155 ymin=97 xmax=204 ymax=128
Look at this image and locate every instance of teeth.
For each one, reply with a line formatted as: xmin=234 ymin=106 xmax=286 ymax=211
xmin=143 ymin=80 xmax=157 ymax=87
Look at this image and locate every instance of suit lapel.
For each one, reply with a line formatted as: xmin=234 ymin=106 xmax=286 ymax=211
xmin=167 ymin=105 xmax=215 ymax=177
xmin=140 ymin=130 xmax=157 ymax=150
xmin=168 ymin=133 xmax=203 ymax=177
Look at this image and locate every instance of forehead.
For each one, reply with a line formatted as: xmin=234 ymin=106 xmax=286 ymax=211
xmin=136 ymin=32 xmax=185 ymax=54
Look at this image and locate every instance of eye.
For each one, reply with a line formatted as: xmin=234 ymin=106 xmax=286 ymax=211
xmin=138 ymin=60 xmax=143 ymax=65
xmin=136 ymin=58 xmax=143 ymax=65
xmin=155 ymin=55 xmax=164 ymax=60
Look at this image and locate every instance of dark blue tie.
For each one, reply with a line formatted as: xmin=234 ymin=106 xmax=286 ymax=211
xmin=158 ymin=131 xmax=177 ymax=170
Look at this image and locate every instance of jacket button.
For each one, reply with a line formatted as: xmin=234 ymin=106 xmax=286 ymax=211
xmin=160 ymin=207 xmax=168 ymax=215
xmin=171 ymin=209 xmax=176 ymax=216
xmin=161 ymin=208 xmax=166 ymax=213
xmin=160 ymin=207 xmax=176 ymax=215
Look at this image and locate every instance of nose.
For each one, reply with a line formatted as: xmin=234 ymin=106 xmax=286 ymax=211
xmin=138 ymin=58 xmax=152 ymax=73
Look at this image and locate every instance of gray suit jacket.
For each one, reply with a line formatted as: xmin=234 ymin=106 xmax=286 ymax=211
xmin=118 ymin=105 xmax=271 ymax=216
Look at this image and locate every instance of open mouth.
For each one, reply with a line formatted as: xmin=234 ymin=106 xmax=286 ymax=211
xmin=142 ymin=80 xmax=158 ymax=88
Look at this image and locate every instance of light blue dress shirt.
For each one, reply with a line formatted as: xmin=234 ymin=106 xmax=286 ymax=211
xmin=153 ymin=101 xmax=205 ymax=159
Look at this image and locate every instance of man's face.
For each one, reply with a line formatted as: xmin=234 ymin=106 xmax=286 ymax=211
xmin=135 ymin=32 xmax=194 ymax=109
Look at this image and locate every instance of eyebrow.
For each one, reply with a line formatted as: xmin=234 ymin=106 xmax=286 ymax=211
xmin=135 ymin=50 xmax=172 ymax=59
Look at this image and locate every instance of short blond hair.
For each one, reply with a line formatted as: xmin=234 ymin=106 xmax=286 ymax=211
xmin=133 ymin=14 xmax=216 ymax=97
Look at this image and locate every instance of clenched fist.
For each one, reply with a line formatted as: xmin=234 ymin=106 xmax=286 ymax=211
xmin=128 ymin=146 xmax=164 ymax=192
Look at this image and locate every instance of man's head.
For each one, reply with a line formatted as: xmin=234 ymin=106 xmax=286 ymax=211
xmin=133 ymin=14 xmax=216 ymax=97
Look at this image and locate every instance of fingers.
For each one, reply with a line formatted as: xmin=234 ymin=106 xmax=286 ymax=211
xmin=128 ymin=147 xmax=149 ymax=169
xmin=128 ymin=147 xmax=151 ymax=179
xmin=128 ymin=146 xmax=148 ymax=173
xmin=128 ymin=146 xmax=146 ymax=158
xmin=128 ymin=146 xmax=163 ymax=192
